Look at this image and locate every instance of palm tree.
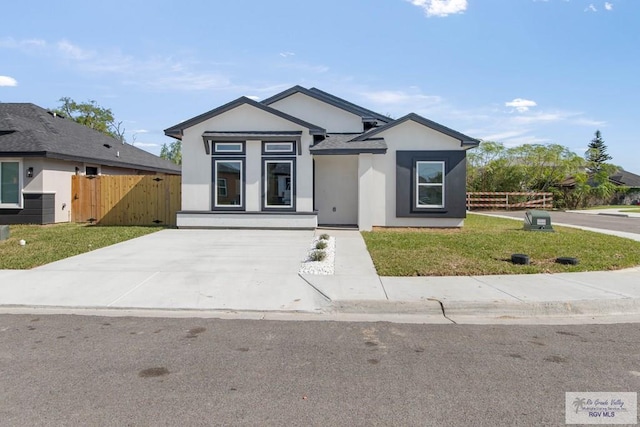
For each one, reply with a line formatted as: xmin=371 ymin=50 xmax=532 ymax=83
xmin=573 ymin=397 xmax=586 ymax=414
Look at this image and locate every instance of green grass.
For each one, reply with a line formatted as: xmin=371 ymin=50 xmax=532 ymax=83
xmin=361 ymin=214 xmax=640 ymax=276
xmin=0 ymin=224 xmax=163 ymax=269
xmin=584 ymin=205 xmax=627 ymax=210
xmin=620 ymin=208 xmax=640 ymax=213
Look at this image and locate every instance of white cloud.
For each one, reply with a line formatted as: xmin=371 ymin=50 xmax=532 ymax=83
xmin=585 ymin=4 xmax=597 ymax=12
xmin=57 ymin=40 xmax=93 ymax=60
xmin=132 ymin=129 xmax=149 ymax=134
xmin=407 ymin=0 xmax=468 ymax=17
xmin=0 ymin=75 xmax=17 ymax=86
xmin=604 ymin=2 xmax=613 ymax=11
xmin=279 ymin=52 xmax=295 ymax=58
xmin=505 ymin=98 xmax=537 ymax=113
xmin=133 ymin=142 xmax=159 ymax=148
xmin=246 ymin=95 xmax=261 ymax=101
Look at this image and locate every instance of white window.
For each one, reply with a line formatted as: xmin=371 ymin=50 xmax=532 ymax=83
xmin=416 ymin=161 xmax=444 ymax=208
xmin=0 ymin=160 xmax=22 ymax=208
xmin=264 ymin=142 xmax=294 ymax=153
xmin=214 ymin=160 xmax=242 ymax=207
xmin=217 ymin=178 xmax=227 ymax=197
xmin=214 ymin=142 xmax=243 ymax=153
xmin=264 ymin=160 xmax=293 ymax=208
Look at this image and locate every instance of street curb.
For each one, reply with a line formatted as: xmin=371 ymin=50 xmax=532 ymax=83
xmin=330 ymin=298 xmax=640 ymax=318
xmin=597 ymin=212 xmax=630 ymax=218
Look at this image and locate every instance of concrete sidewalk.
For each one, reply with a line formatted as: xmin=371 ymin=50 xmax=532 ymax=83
xmin=1 ymin=221 xmax=640 ymax=324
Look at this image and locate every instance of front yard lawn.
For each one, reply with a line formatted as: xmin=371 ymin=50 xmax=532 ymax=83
xmin=0 ymin=224 xmax=163 ymax=269
xmin=362 ymin=213 xmax=640 ymax=276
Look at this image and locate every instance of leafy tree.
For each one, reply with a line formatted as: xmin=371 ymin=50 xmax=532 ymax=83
xmin=585 ymin=130 xmax=612 ymax=173
xmin=54 ymin=97 xmax=126 ymax=142
xmin=160 ymin=140 xmax=182 ymax=165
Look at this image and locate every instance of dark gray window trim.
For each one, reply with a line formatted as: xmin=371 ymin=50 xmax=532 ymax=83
xmin=211 ymin=157 xmax=245 ymax=212
xmin=261 ymin=141 xmax=297 ymax=156
xmin=212 ymin=141 xmax=246 ymax=155
xmin=396 ymin=150 xmax=467 ymax=219
xmin=261 ymin=157 xmax=296 ymax=212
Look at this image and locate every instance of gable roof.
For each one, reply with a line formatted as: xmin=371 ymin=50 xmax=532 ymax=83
xmin=310 ymin=133 xmax=387 ymax=155
xmin=0 ymin=103 xmax=181 ymax=174
xmin=262 ymin=85 xmax=392 ymax=124
xmin=164 ymin=96 xmax=325 ymax=139
xmin=350 ymin=113 xmax=480 ymax=147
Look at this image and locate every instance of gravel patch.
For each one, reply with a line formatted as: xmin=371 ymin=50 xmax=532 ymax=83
xmin=299 ymin=236 xmax=335 ymax=275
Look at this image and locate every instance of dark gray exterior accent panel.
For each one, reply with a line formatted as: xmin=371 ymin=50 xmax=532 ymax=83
xmin=396 ymin=151 xmax=467 ymax=219
xmin=0 ymin=193 xmax=55 ymax=225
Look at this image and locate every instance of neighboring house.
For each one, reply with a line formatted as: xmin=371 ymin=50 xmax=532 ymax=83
xmin=0 ymin=103 xmax=181 ymax=225
xmin=164 ymin=86 xmax=479 ymax=230
xmin=609 ymin=169 xmax=640 ymax=188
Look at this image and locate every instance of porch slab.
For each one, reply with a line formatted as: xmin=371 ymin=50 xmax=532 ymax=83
xmin=177 ymin=211 xmax=317 ymax=229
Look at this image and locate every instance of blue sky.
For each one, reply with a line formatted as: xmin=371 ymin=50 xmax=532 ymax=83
xmin=1 ymin=0 xmax=638 ymax=171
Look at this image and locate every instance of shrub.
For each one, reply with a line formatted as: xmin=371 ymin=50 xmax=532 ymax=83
xmin=319 ymin=233 xmax=330 ymax=240
xmin=315 ymin=240 xmax=328 ymax=250
xmin=309 ymin=250 xmax=326 ymax=262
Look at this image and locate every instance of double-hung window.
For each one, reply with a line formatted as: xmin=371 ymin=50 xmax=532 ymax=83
xmin=0 ymin=160 xmax=21 ymax=208
xmin=416 ymin=161 xmax=444 ymax=208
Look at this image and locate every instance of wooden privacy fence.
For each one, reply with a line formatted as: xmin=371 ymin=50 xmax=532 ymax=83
xmin=72 ymin=175 xmax=181 ymax=226
xmin=466 ymin=192 xmax=553 ymax=210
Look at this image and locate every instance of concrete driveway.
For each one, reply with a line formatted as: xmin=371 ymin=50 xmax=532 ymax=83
xmin=0 ymin=229 xmax=330 ymax=312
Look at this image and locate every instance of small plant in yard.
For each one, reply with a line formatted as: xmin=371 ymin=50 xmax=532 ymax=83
xmin=315 ymin=240 xmax=328 ymax=250
xmin=319 ymin=233 xmax=330 ymax=240
xmin=309 ymin=249 xmax=327 ymax=262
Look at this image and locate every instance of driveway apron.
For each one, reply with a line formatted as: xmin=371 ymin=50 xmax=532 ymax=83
xmin=0 ymin=229 xmax=330 ymax=312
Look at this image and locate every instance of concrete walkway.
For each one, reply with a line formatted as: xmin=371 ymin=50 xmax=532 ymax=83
xmin=1 ymin=213 xmax=640 ymax=324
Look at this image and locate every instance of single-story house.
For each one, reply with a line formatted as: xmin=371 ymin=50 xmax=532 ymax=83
xmin=1 ymin=103 xmax=181 ymax=225
xmin=164 ymin=86 xmax=479 ymax=230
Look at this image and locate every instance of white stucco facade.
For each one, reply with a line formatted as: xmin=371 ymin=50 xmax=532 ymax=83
xmin=167 ymin=87 xmax=477 ymax=230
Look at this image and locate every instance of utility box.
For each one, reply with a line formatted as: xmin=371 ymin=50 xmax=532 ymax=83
xmin=524 ymin=210 xmax=554 ymax=232
xmin=0 ymin=225 xmax=9 ymax=241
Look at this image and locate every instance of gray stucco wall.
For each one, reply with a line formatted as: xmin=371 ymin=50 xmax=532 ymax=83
xmin=396 ymin=150 xmax=467 ymax=219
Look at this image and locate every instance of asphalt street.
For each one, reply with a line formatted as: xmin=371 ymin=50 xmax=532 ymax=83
xmin=1 ymin=314 xmax=639 ymax=426
xmin=484 ymin=210 xmax=640 ymax=234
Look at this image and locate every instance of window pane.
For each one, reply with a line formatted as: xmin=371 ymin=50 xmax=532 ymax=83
xmin=265 ymin=142 xmax=293 ymax=153
xmin=216 ymin=161 xmax=241 ymax=206
xmin=1 ymin=162 xmax=19 ymax=204
xmin=418 ymin=186 xmax=443 ymax=207
xmin=215 ymin=143 xmax=242 ymax=153
xmin=417 ymin=162 xmax=443 ymax=184
xmin=265 ymin=162 xmax=292 ymax=207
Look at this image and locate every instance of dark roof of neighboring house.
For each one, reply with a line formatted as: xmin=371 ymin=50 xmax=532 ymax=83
xmin=164 ymin=96 xmax=325 ymax=139
xmin=262 ymin=86 xmax=393 ymax=124
xmin=310 ymin=133 xmax=387 ymax=155
xmin=609 ymin=169 xmax=640 ymax=187
xmin=351 ymin=113 xmax=480 ymax=147
xmin=0 ymin=103 xmax=181 ymax=174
